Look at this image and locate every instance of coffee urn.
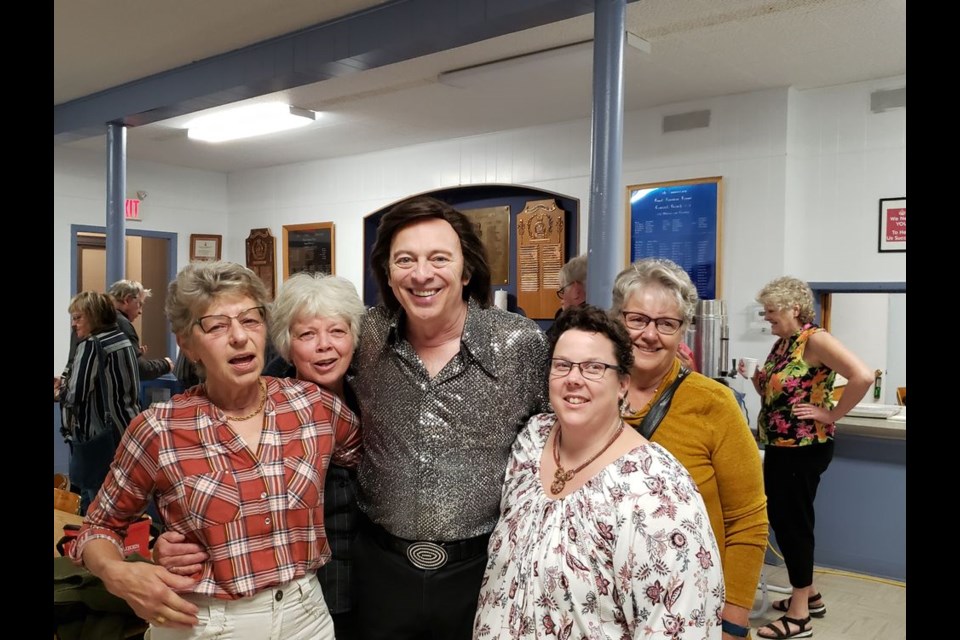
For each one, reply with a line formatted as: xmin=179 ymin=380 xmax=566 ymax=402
xmin=693 ymin=299 xmax=730 ymax=378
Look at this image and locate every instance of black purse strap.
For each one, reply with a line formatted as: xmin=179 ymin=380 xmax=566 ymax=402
xmin=637 ymin=367 xmax=690 ymax=440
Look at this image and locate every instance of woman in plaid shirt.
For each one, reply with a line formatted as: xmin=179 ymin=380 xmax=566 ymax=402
xmin=69 ymin=261 xmax=362 ymax=640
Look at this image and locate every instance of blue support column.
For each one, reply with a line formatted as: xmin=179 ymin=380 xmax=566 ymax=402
xmin=586 ymin=0 xmax=626 ymax=310
xmin=105 ymin=122 xmax=127 ymax=288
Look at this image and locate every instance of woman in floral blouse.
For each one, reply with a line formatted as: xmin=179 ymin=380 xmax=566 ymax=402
xmin=748 ymin=276 xmax=872 ymax=640
xmin=474 ymin=305 xmax=723 ymax=640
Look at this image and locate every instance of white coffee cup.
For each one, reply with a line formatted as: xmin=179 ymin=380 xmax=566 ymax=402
xmin=739 ymin=357 xmax=758 ymax=378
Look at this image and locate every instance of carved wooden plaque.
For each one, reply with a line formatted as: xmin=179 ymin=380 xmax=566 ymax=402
xmin=516 ymin=199 xmax=565 ymax=319
xmin=246 ymin=228 xmax=276 ymax=300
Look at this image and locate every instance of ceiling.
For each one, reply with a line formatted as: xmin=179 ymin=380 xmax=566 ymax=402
xmin=54 ymin=0 xmax=906 ymax=174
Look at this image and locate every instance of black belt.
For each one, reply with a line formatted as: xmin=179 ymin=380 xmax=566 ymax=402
xmin=364 ymin=518 xmax=490 ymax=570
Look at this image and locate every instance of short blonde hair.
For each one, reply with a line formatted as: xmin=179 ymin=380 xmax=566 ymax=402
xmin=166 ymin=261 xmax=270 ymax=338
xmin=756 ymin=276 xmax=815 ymax=324
xmin=69 ymin=291 xmax=118 ymax=334
xmin=611 ymin=258 xmax=698 ymax=325
xmin=270 ymin=272 xmax=366 ymax=361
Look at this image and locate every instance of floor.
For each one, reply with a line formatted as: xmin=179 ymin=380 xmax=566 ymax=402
xmin=750 ymin=563 xmax=907 ymax=639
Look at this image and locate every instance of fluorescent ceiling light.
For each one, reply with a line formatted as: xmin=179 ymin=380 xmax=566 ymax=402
xmin=186 ymin=102 xmax=316 ymax=143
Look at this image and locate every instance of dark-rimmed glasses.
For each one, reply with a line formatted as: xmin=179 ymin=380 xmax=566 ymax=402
xmin=550 ymin=358 xmax=619 ymax=381
xmin=620 ymin=312 xmax=684 ymax=335
xmin=195 ymin=306 xmax=266 ymax=336
xmin=556 ymin=282 xmax=579 ymax=299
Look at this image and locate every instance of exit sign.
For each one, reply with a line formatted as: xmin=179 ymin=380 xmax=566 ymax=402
xmin=125 ymin=198 xmax=141 ymax=221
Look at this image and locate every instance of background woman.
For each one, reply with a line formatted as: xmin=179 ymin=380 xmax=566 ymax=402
xmin=60 ymin=291 xmax=140 ymax=513
xmin=611 ymin=258 xmax=768 ymax=640
xmin=749 ymin=276 xmax=872 ymax=640
xmin=474 ymin=305 xmax=723 ymax=639
xmin=68 ymin=261 xmax=361 ymax=640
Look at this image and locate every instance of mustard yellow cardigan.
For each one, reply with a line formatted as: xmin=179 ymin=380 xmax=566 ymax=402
xmin=623 ymin=358 xmax=769 ymax=610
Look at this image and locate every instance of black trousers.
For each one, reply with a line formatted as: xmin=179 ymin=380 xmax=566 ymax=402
xmin=352 ymin=525 xmax=487 ymax=640
xmin=763 ymin=440 xmax=835 ymax=588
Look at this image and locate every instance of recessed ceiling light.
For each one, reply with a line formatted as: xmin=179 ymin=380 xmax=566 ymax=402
xmin=186 ymin=102 xmax=317 ymax=143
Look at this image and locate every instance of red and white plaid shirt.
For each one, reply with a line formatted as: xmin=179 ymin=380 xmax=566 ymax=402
xmin=71 ymin=376 xmax=362 ymax=599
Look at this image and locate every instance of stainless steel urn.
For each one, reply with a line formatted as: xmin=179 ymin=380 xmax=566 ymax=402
xmin=693 ymin=299 xmax=729 ymax=378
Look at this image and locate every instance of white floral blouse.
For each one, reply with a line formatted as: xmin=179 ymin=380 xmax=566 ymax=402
xmin=473 ymin=414 xmax=724 ymax=640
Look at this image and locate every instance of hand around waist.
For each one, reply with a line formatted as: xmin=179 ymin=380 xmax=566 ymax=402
xmin=153 ymin=530 xmax=210 ymax=577
xmin=101 ymin=557 xmax=201 ymax=629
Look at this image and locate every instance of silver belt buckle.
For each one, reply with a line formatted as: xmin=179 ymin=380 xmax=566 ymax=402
xmin=405 ymin=541 xmax=448 ymax=570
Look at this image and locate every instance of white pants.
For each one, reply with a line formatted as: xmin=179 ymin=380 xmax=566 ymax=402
xmin=146 ymin=574 xmax=334 ymax=640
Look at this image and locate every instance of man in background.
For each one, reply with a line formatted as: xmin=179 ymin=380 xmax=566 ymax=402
xmin=106 ymin=280 xmax=174 ymax=380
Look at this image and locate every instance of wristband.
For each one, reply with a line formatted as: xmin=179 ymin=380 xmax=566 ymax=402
xmin=721 ymin=619 xmax=750 ymax=638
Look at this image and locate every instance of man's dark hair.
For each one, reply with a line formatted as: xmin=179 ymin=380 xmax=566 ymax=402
xmin=547 ymin=304 xmax=635 ymax=374
xmin=370 ymin=195 xmax=492 ymax=312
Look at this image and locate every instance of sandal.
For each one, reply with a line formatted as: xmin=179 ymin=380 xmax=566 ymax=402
xmin=771 ymin=592 xmax=826 ymax=618
xmin=757 ymin=615 xmax=813 ymax=639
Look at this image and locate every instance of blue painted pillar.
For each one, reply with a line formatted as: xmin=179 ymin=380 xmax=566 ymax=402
xmin=105 ymin=122 xmax=127 ymax=288
xmin=586 ymin=0 xmax=626 ymax=310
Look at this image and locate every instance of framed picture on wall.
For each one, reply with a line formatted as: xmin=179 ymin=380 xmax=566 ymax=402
xmin=624 ymin=176 xmax=723 ymax=299
xmin=189 ymin=234 xmax=222 ymax=262
xmin=878 ymin=197 xmax=906 ymax=253
xmin=283 ymin=222 xmax=335 ymax=278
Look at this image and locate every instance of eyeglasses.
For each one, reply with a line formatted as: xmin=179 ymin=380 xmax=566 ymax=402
xmin=620 ymin=312 xmax=684 ymax=335
xmin=550 ymin=358 xmax=619 ymax=381
xmin=556 ymin=282 xmax=578 ymax=299
xmin=195 ymin=306 xmax=266 ymax=335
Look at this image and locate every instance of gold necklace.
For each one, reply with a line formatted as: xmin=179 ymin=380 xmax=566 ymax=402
xmin=624 ymin=370 xmax=670 ymax=416
xmin=550 ymin=417 xmax=626 ymax=495
xmin=224 ymin=379 xmax=266 ymax=421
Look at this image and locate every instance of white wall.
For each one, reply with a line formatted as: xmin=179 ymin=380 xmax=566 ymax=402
xmin=54 ymin=146 xmax=230 ymax=372
xmin=54 ymin=75 xmax=906 ymax=412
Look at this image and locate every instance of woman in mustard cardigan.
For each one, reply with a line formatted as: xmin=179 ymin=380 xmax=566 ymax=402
xmin=612 ymin=258 xmax=769 ymax=640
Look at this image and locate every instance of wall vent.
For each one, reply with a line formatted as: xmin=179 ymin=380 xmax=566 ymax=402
xmin=662 ymin=109 xmax=711 ymax=133
xmin=870 ymin=87 xmax=906 ymax=113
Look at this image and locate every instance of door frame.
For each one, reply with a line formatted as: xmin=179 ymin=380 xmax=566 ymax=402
xmin=70 ymin=224 xmax=179 ymax=359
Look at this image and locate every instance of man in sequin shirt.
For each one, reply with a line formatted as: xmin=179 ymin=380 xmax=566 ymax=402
xmin=349 ymin=195 xmax=550 ymax=639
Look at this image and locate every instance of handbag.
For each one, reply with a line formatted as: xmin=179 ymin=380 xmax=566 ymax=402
xmin=636 ymin=367 xmax=690 ymax=440
xmin=67 ymin=335 xmax=123 ymax=491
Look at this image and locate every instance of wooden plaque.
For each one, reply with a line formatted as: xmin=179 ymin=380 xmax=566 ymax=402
xmin=516 ymin=199 xmax=565 ymax=319
xmin=462 ymin=205 xmax=510 ymax=285
xmin=245 ymin=228 xmax=276 ymax=300
xmin=283 ymin=222 xmax=335 ymax=279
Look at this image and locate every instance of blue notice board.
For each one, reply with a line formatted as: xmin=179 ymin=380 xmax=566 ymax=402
xmin=626 ymin=177 xmax=722 ymax=299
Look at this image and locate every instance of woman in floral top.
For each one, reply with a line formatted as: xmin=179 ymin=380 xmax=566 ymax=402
xmin=748 ymin=277 xmax=872 ymax=640
xmin=474 ymin=305 xmax=723 ymax=640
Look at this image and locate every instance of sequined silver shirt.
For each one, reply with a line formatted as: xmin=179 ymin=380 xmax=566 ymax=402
xmin=350 ymin=300 xmax=550 ymax=541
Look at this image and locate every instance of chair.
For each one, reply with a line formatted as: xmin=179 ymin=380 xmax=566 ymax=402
xmin=896 ymin=386 xmax=906 ymax=406
xmin=54 ymin=488 xmax=81 ymax=515
xmin=54 ymin=473 xmax=70 ymax=491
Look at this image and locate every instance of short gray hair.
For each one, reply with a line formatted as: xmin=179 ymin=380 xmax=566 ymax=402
xmin=166 ymin=261 xmax=270 ymax=338
xmin=270 ymin=272 xmax=366 ymax=362
xmin=559 ymin=255 xmax=588 ymax=288
xmin=756 ymin=276 xmax=816 ymax=324
xmin=108 ymin=279 xmax=151 ymax=301
xmin=611 ymin=258 xmax=698 ymax=325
